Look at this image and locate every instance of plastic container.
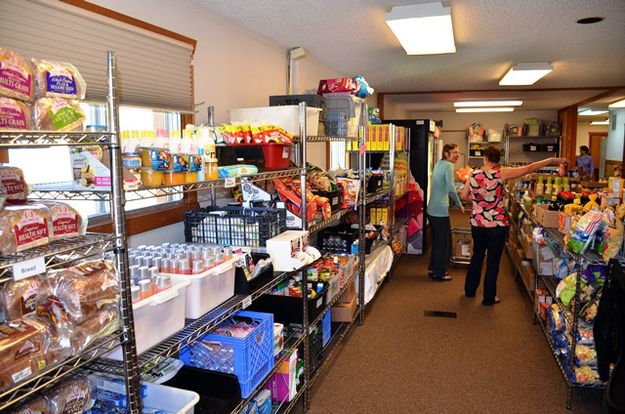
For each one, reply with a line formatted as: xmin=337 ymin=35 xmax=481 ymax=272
xmin=311 ymin=189 xmax=340 ymax=212
xmin=229 ymin=105 xmax=321 ymax=136
xmin=184 ymin=206 xmax=287 ymax=247
xmin=141 ymin=168 xmax=164 ymax=187
xmin=321 ymin=310 xmax=332 ymax=348
xmin=185 ymin=171 xmax=198 ymax=183
xmin=179 ymin=310 xmax=275 ymax=398
xmin=269 ymin=94 xmax=324 ymax=108
xmin=161 ymin=256 xmax=237 ymax=319
xmin=142 ymin=382 xmax=200 ymax=414
xmin=324 ymin=94 xmax=363 ymax=137
xmin=260 ymin=143 xmax=291 ymax=171
xmin=106 ymin=278 xmax=190 ymax=360
xmin=164 ymin=171 xmax=185 ymax=186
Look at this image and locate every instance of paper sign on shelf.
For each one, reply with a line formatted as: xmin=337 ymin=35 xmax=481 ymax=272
xmin=12 ymin=257 xmax=46 ymax=281
xmin=242 ymin=296 xmax=252 ymax=309
xmin=224 ymin=177 xmax=236 ymax=188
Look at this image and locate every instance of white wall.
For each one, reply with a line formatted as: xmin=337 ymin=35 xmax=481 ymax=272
xmin=576 ymin=123 xmax=608 ymax=151
xmin=90 ymin=0 xmax=342 ymax=241
xmin=406 ymin=110 xmax=558 ymax=166
xmin=606 ymin=109 xmax=625 ymax=161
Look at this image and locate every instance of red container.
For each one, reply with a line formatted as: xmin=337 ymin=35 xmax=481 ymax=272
xmin=260 ymin=143 xmax=291 ymax=171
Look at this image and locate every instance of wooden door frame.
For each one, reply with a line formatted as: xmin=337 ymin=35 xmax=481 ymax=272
xmin=588 ymin=131 xmax=606 ymax=179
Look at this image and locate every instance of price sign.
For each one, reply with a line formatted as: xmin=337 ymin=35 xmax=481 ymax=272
xmin=225 ymin=177 xmax=236 ymax=188
xmin=12 ymin=257 xmax=46 ymax=281
xmin=242 ymin=295 xmax=252 ymax=309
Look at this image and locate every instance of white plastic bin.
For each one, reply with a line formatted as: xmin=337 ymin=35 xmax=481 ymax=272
xmin=229 ymin=105 xmax=321 ymax=136
xmin=162 ymin=256 xmax=237 ymax=319
xmin=106 ymin=278 xmax=190 ymax=360
xmin=143 ymin=382 xmax=200 ymax=414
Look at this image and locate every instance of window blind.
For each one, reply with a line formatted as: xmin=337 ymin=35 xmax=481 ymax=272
xmin=0 ymin=0 xmax=195 ymax=112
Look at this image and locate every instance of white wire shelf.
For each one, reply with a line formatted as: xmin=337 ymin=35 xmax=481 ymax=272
xmin=0 ymin=131 xmax=112 ymax=147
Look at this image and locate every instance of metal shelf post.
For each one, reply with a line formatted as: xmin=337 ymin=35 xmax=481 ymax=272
xmin=358 ymin=101 xmax=367 ymax=326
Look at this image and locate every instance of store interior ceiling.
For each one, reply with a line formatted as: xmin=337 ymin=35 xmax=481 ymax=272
xmin=195 ymin=0 xmax=625 ymax=114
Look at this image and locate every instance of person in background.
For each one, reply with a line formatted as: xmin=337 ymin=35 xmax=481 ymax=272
xmin=460 ymin=146 xmax=567 ymax=305
xmin=576 ymin=145 xmax=595 ymax=180
xmin=428 ymin=143 xmax=464 ymax=281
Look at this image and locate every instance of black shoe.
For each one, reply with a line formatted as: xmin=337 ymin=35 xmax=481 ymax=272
xmin=432 ymin=274 xmax=452 ymax=281
xmin=482 ymin=296 xmax=501 ymax=306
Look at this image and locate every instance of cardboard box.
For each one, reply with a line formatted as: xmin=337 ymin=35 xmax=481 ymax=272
xmin=534 ymin=243 xmax=555 ymax=276
xmin=533 ymin=204 xmax=559 ymax=228
xmin=521 ymin=260 xmax=535 ymax=293
xmin=337 ymin=280 xmax=356 ymax=304
xmin=332 ymin=294 xmax=356 ymax=322
xmin=520 ymin=232 xmax=535 ymax=259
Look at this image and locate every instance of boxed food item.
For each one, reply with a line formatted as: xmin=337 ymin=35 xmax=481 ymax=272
xmin=0 ymin=203 xmax=51 ymax=255
xmin=0 ymin=318 xmax=49 ymax=390
xmin=0 ymin=48 xmax=34 ymax=102
xmin=31 ymin=58 xmax=86 ymax=100
xmin=0 ymin=97 xmax=31 ymax=130
xmin=33 ymin=98 xmax=85 ymax=132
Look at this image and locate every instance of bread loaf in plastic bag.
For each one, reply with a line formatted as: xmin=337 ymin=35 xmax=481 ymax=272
xmin=43 ymin=202 xmax=86 ymax=242
xmin=0 ymin=48 xmax=33 ymax=102
xmin=0 ymin=276 xmax=47 ymax=322
xmin=0 ymin=166 xmax=29 ymax=200
xmin=0 ymin=96 xmax=31 ymax=130
xmin=31 ymin=58 xmax=85 ymax=100
xmin=0 ymin=203 xmax=51 ymax=255
xmin=33 ymin=98 xmax=84 ymax=131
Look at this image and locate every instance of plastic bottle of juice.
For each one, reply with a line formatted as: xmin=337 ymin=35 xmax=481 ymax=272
xmin=545 ymin=176 xmax=553 ymax=195
xmin=535 ymin=176 xmax=544 ymax=196
xmin=154 ymin=128 xmax=169 ymax=149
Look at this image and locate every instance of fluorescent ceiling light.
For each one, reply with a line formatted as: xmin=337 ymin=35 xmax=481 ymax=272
xmin=499 ymin=62 xmax=553 ymax=85
xmin=579 ymin=109 xmax=608 ymax=116
xmin=456 ymin=107 xmax=514 ymax=113
xmin=385 ymin=3 xmax=455 ymax=55
xmin=590 ymin=120 xmax=609 ymax=125
xmin=454 ymin=100 xmax=523 ymax=107
xmin=609 ymin=98 xmax=625 ymax=108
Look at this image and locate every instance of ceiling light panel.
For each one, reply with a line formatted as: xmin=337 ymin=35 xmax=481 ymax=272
xmin=385 ymin=3 xmax=455 ymax=55
xmin=579 ymin=109 xmax=608 ymax=116
xmin=590 ymin=120 xmax=609 ymax=125
xmin=499 ymin=62 xmax=553 ymax=86
xmin=609 ymin=99 xmax=625 ymax=108
xmin=456 ymin=107 xmax=515 ymax=113
xmin=454 ymin=100 xmax=523 ymax=107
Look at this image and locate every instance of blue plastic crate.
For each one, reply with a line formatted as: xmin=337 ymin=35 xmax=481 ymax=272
xmin=321 ymin=310 xmax=331 ymax=348
xmin=179 ymin=310 xmax=274 ymax=398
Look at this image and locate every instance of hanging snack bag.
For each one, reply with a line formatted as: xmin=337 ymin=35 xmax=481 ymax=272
xmin=0 ymin=97 xmax=31 ymax=130
xmin=31 ymin=58 xmax=86 ymax=100
xmin=0 ymin=48 xmax=33 ymax=102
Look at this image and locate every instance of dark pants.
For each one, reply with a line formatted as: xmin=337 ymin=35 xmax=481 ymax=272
xmin=428 ymin=215 xmax=452 ymax=277
xmin=465 ymin=225 xmax=509 ymax=305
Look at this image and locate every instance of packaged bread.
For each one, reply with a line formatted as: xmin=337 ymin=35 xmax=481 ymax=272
xmin=0 ymin=203 xmax=51 ymax=255
xmin=1 ymin=276 xmax=46 ymax=322
xmin=31 ymin=58 xmax=85 ymax=100
xmin=49 ymin=260 xmax=118 ymax=324
xmin=0 ymin=48 xmax=34 ymax=102
xmin=0 ymin=96 xmax=31 ymax=130
xmin=75 ymin=304 xmax=119 ymax=350
xmin=32 ymin=98 xmax=84 ymax=132
xmin=45 ymin=376 xmax=92 ymax=414
xmin=35 ymin=297 xmax=79 ymax=363
xmin=43 ymin=202 xmax=86 ymax=241
xmin=0 ymin=317 xmax=49 ymax=391
xmin=8 ymin=396 xmax=49 ymax=413
xmin=0 ymin=166 xmax=28 ymax=200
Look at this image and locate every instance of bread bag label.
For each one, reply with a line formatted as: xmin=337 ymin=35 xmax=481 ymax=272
xmin=13 ymin=210 xmax=49 ymax=251
xmin=45 ymin=67 xmax=77 ymax=96
xmin=15 ymin=339 xmax=40 ymax=360
xmin=48 ymin=99 xmax=84 ymax=131
xmin=51 ymin=205 xmax=79 ymax=237
xmin=0 ymin=57 xmax=31 ymax=99
xmin=0 ymin=167 xmax=26 ymax=197
xmin=0 ymin=97 xmax=28 ymax=129
xmin=63 ymin=388 xmax=88 ymax=413
xmin=20 ymin=283 xmax=39 ymax=316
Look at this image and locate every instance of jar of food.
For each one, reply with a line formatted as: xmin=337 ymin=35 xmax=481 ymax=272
xmin=184 ymin=171 xmax=198 ymax=184
xmin=140 ymin=168 xmax=164 ymax=187
xmin=138 ymin=147 xmax=171 ymax=170
xmin=122 ymin=152 xmax=142 ymax=169
xmin=163 ymin=171 xmax=185 ymax=186
xmin=205 ymin=157 xmax=219 ymax=181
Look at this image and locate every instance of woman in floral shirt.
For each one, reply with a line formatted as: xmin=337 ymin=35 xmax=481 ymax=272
xmin=460 ymin=147 xmax=567 ymax=306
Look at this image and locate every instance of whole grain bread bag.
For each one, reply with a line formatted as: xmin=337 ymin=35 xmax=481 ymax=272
xmin=75 ymin=304 xmax=119 ymax=350
xmin=0 ymin=166 xmax=29 ymax=200
xmin=31 ymin=58 xmax=85 ymax=100
xmin=43 ymin=202 xmax=86 ymax=242
xmin=45 ymin=376 xmax=92 ymax=414
xmin=1 ymin=276 xmax=46 ymax=322
xmin=32 ymin=98 xmax=84 ymax=132
xmin=0 ymin=48 xmax=33 ymax=102
xmin=49 ymin=260 xmax=118 ymax=324
xmin=0 ymin=203 xmax=51 ymax=255
xmin=0 ymin=96 xmax=31 ymax=130
xmin=8 ymin=396 xmax=49 ymax=413
xmin=0 ymin=317 xmax=49 ymax=391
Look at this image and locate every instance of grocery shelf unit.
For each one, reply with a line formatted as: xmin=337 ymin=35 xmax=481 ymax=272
xmin=506 ymin=197 xmax=606 ymax=409
xmin=0 ymin=52 xmax=141 ymax=412
xmin=503 ymin=132 xmax=560 ymax=166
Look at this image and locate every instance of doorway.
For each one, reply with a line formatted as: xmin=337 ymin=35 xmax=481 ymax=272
xmin=588 ymin=132 xmax=607 ymax=179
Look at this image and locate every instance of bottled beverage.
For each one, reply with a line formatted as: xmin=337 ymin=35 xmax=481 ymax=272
xmin=545 ymin=176 xmax=553 ymax=195
xmin=535 ymin=176 xmax=544 ymax=196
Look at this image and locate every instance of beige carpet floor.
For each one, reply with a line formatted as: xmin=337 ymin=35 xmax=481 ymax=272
xmin=308 ymin=237 xmax=603 ymax=413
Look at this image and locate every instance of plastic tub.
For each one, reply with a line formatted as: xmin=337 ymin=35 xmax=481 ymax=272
xmin=142 ymin=382 xmax=200 ymax=414
xmin=260 ymin=143 xmax=291 ymax=170
xmin=106 ymin=278 xmax=190 ymax=360
xmin=161 ymin=256 xmax=237 ymax=319
xmin=229 ymin=105 xmax=321 ymax=136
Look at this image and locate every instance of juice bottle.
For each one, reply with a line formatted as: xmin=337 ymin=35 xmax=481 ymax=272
xmin=535 ymin=176 xmax=544 ymax=196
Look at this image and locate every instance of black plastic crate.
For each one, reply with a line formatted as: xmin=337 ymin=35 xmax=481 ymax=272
xmin=318 ymin=224 xmax=377 ymax=254
xmin=522 ymin=143 xmax=539 ymax=152
xmin=184 ymin=206 xmax=286 ymax=247
xmin=311 ymin=189 xmax=341 ymax=212
xmin=366 ymin=175 xmax=384 ymax=193
xmin=269 ymin=94 xmax=324 ymax=108
xmin=216 ymin=145 xmax=265 ymax=170
xmin=234 ymin=253 xmax=275 ymax=295
xmin=247 ymin=282 xmax=329 ymax=325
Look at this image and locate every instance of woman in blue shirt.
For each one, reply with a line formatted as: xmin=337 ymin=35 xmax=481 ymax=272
xmin=428 ymin=143 xmax=464 ymax=281
xmin=576 ymin=145 xmax=595 ymax=179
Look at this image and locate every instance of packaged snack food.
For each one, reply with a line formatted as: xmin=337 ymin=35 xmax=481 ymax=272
xmin=0 ymin=48 xmax=33 ymax=102
xmin=1 ymin=276 xmax=46 ymax=322
xmin=31 ymin=58 xmax=86 ymax=100
xmin=45 ymin=376 xmax=93 ymax=414
xmin=49 ymin=260 xmax=118 ymax=324
xmin=0 ymin=166 xmax=28 ymax=200
xmin=32 ymin=98 xmax=84 ymax=131
xmin=0 ymin=318 xmax=49 ymax=390
xmin=9 ymin=396 xmax=49 ymax=413
xmin=0 ymin=203 xmax=51 ymax=255
xmin=0 ymin=97 xmax=31 ymax=130
xmin=43 ymin=202 xmax=86 ymax=242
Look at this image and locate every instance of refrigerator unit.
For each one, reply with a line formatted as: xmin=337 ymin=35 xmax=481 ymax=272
xmin=385 ymin=119 xmax=441 ymax=255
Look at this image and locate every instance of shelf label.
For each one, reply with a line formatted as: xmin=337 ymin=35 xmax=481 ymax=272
xmin=242 ymin=295 xmax=252 ymax=309
xmin=12 ymin=257 xmax=46 ymax=281
xmin=224 ymin=177 xmax=236 ymax=188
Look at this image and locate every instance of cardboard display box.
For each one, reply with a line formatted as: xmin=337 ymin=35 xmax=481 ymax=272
xmin=533 ymin=203 xmax=559 ymax=228
xmin=337 ymin=279 xmax=356 ymax=305
xmin=521 ymin=260 xmax=536 ymax=293
xmin=520 ymin=232 xmax=535 ymax=260
xmin=332 ymin=294 xmax=356 ymax=323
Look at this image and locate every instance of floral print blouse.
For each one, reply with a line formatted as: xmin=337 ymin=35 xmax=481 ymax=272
xmin=469 ymin=168 xmax=509 ymax=227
